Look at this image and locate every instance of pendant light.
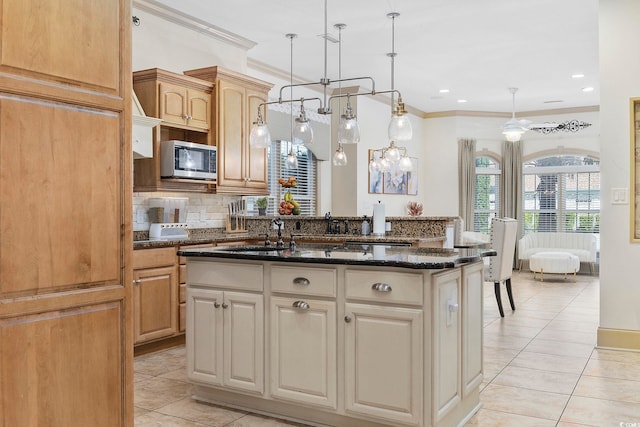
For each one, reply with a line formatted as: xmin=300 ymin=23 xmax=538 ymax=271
xmin=286 ymin=33 xmax=298 ymax=169
xmin=387 ymin=12 xmax=412 ymax=142
xmin=293 ymin=101 xmax=313 ymax=145
xmin=335 ymin=23 xmax=360 ymax=145
xmin=249 ymin=108 xmax=271 ymax=148
xmin=333 ymin=144 xmax=347 ymax=166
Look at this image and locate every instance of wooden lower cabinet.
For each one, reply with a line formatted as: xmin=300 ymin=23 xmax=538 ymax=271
xmin=187 ymin=287 xmax=264 ymax=394
xmin=344 ymin=303 xmax=423 ymax=425
xmin=133 ymin=248 xmax=178 ymax=344
xmin=270 ymin=296 xmax=337 ymax=409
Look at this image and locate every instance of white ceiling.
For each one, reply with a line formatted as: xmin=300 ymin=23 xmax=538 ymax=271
xmin=152 ymin=0 xmax=599 ymax=115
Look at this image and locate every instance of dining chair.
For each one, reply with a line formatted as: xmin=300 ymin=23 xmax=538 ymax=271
xmin=485 ymin=217 xmax=518 ymax=317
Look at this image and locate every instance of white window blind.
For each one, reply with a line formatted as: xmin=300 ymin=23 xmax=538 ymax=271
xmin=246 ymin=141 xmax=317 ymax=216
xmin=522 ymin=155 xmax=600 ymax=235
xmin=474 ymin=155 xmax=501 ymax=234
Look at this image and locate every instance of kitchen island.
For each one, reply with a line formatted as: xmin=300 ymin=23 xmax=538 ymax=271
xmin=178 ymin=244 xmax=490 ymax=427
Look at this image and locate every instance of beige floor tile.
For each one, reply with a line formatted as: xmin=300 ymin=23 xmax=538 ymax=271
xmin=479 ymin=384 xmax=569 ymax=421
xmin=553 ymin=311 xmax=601 ymax=323
xmin=494 ymin=315 xmax=551 ymax=329
xmin=135 ymin=350 xmax=187 ymax=377
xmin=556 ymin=422 xmax=599 ymax=427
xmin=501 ymin=307 xmax=559 ymax=320
xmin=134 ymin=410 xmax=208 ymax=426
xmin=226 ymin=413 xmax=308 ymax=426
xmin=157 ymin=397 xmax=247 ymax=425
xmin=134 ymin=377 xmax=193 ymax=411
xmin=160 ymin=367 xmax=190 ymax=383
xmin=583 ymin=358 xmax=640 ymax=381
xmin=536 ymin=328 xmax=596 ymax=346
xmin=544 ymin=319 xmax=599 ymax=334
xmin=573 ymin=375 xmax=640 ymax=404
xmin=491 ymin=366 xmax=579 ymax=394
xmin=482 ymin=346 xmax=521 ymax=365
xmin=135 ymin=373 xmax=154 ymax=383
xmin=591 ymin=348 xmax=640 ymax=363
xmin=525 ymin=338 xmax=594 ymax=358
xmin=483 ymin=322 xmax=542 ymax=339
xmin=560 ymin=395 xmax=640 ymax=426
xmin=465 ymin=408 xmax=557 ymax=426
xmin=483 ymin=361 xmax=508 ymax=382
xmin=509 ymin=351 xmax=588 ymax=374
xmin=483 ymin=334 xmax=532 ymax=351
xmin=134 ymin=406 xmax=150 ymax=418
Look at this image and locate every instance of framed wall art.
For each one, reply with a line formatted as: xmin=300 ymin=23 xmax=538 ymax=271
xmin=368 ymin=150 xmax=418 ymax=195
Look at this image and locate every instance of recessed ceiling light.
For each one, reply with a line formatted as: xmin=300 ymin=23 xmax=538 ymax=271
xmin=457 ymin=99 xmax=467 ymax=103
xmin=582 ymin=87 xmax=594 ymax=92
xmin=439 ymin=89 xmax=450 ymax=93
xmin=572 ymin=73 xmax=585 ymax=79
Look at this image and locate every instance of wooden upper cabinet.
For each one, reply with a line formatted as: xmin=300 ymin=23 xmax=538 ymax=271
xmin=132 ymin=69 xmax=214 ymax=192
xmin=184 ymin=66 xmax=273 ymax=195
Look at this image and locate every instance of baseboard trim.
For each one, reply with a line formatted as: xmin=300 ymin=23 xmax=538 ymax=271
xmin=597 ymin=327 xmax=640 ymax=351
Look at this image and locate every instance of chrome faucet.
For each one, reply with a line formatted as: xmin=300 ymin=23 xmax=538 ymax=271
xmin=272 ymin=219 xmax=284 ymax=248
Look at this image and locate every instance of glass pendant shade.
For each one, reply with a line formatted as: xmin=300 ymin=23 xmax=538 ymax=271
xmin=337 ymin=103 xmax=360 ymax=144
xmin=388 ymin=113 xmax=413 ymax=141
xmin=384 ymin=142 xmax=401 ymax=163
xmin=249 ymin=122 xmax=272 ymax=148
xmin=333 ymin=145 xmax=348 ymax=166
xmin=398 ymin=155 xmax=413 ymax=172
xmin=378 ymin=157 xmax=391 ymax=172
xmin=285 ymin=150 xmax=298 ymax=169
xmin=293 ymin=108 xmax=313 ymax=146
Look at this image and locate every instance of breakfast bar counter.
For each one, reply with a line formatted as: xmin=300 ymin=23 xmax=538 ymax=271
xmin=178 ymin=244 xmax=489 ymax=427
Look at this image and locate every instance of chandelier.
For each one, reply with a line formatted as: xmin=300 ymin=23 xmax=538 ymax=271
xmin=368 ymin=12 xmax=414 ymax=174
xmin=249 ymin=0 xmax=413 ymax=170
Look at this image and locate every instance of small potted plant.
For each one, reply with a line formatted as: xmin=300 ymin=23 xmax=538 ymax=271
xmin=256 ymin=197 xmax=269 ymax=216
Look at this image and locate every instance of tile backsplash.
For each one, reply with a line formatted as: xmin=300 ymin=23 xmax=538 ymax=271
xmin=133 ymin=192 xmax=242 ymax=231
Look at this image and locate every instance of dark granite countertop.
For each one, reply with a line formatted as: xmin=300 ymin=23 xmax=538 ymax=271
xmin=177 ymin=243 xmax=494 ymax=270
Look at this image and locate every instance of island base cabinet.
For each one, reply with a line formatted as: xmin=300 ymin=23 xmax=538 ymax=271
xmin=462 ymin=263 xmax=484 ymax=396
xmin=187 ymin=287 xmax=264 ymax=394
xmin=270 ymin=296 xmax=337 ymax=409
xmin=344 ymin=303 xmax=423 ymax=426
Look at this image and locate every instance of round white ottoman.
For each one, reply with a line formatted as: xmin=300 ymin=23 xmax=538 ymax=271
xmin=529 ymin=251 xmax=580 ymax=281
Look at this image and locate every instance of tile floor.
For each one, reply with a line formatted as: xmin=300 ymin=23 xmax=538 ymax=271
xmin=134 ymin=270 xmax=640 ymax=427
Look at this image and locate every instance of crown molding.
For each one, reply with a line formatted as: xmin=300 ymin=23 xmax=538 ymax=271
xmin=132 ymin=0 xmax=256 ymax=50
xmin=423 ymin=105 xmax=600 ymax=119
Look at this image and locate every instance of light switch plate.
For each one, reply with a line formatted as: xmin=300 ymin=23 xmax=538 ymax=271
xmin=611 ymin=188 xmax=629 ymax=205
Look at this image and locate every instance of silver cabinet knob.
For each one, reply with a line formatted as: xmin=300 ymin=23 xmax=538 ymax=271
xmin=222 ymin=303 xmax=229 ymax=309
xmin=293 ymin=277 xmax=310 ymax=286
xmin=371 ymin=283 xmax=392 ymax=292
xmin=133 ymin=279 xmax=141 ymax=285
xmin=344 ymin=315 xmax=352 ymax=323
xmin=448 ymin=302 xmax=459 ymax=313
xmin=214 ymin=302 xmax=221 ymax=308
xmin=292 ymin=300 xmax=310 ymax=310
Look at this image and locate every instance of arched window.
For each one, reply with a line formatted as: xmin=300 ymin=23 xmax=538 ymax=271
xmin=522 ymin=154 xmax=600 ymax=235
xmin=474 ymin=155 xmax=501 ymax=234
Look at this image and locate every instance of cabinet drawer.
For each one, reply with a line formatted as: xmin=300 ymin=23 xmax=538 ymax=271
xmin=133 ymin=247 xmax=176 ymax=270
xmin=271 ymin=265 xmax=336 ymax=297
xmin=187 ymin=260 xmax=263 ymax=291
xmin=345 ymin=269 xmax=423 ymax=306
xmin=179 ymin=283 xmax=186 ymax=303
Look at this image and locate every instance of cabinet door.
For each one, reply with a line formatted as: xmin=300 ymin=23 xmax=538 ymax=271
xmin=270 ymin=296 xmax=337 ymax=409
xmin=187 ymin=88 xmax=211 ymax=131
xmin=344 ymin=303 xmax=422 ymax=426
xmin=133 ymin=265 xmax=178 ymax=344
xmin=159 ymin=82 xmax=188 ymax=126
xmin=245 ymin=89 xmax=268 ymax=189
xmin=432 ymin=269 xmax=462 ymax=423
xmin=223 ymin=292 xmax=264 ymax=394
xmin=217 ymin=79 xmax=246 ymax=188
xmin=187 ymin=288 xmax=224 ymax=386
xmin=462 ymin=262 xmax=483 ymax=396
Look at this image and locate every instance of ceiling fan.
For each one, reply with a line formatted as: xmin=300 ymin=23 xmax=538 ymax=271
xmin=502 ymin=87 xmax=560 ymax=141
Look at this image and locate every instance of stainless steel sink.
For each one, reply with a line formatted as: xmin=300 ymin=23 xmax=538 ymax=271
xmin=218 ymin=245 xmax=283 ymax=252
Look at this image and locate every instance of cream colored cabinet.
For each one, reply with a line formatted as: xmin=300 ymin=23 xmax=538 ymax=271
xmin=187 ymin=287 xmax=264 ymax=394
xmin=133 ymin=247 xmax=178 ymax=345
xmin=432 ymin=268 xmax=462 ymax=424
xmin=462 ymin=262 xmax=484 ymax=396
xmin=184 ymin=66 xmax=273 ymax=195
xmin=343 ymin=268 xmax=424 ymax=426
xmin=179 ymin=243 xmax=215 ymax=333
xmin=344 ymin=303 xmax=423 ymax=426
xmin=270 ymin=296 xmax=337 ymax=409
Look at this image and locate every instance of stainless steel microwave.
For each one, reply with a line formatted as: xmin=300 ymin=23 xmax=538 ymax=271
xmin=160 ymin=140 xmax=216 ymax=180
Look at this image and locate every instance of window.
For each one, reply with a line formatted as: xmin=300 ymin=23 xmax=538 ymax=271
xmin=474 ymin=155 xmax=501 ymax=234
xmin=246 ymin=141 xmax=317 ymax=215
xmin=522 ymin=154 xmax=600 ymax=235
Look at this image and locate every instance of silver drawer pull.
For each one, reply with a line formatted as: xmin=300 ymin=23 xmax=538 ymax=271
xmin=222 ymin=303 xmax=228 ymax=309
xmin=371 ymin=283 xmax=392 ymax=292
xmin=292 ymin=300 xmax=310 ymax=310
xmin=214 ymin=302 xmax=221 ymax=308
xmin=293 ymin=277 xmax=310 ymax=286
